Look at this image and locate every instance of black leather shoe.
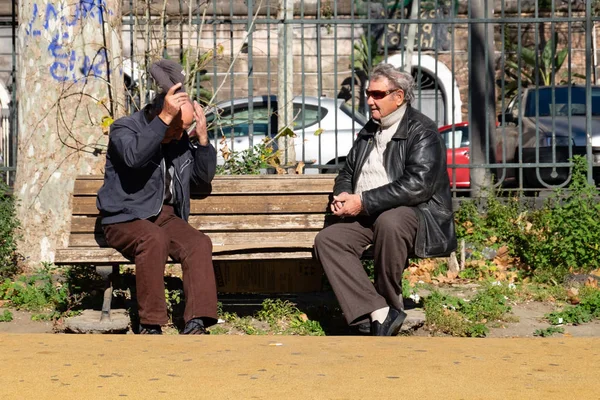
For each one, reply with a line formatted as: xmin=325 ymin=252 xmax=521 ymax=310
xmin=370 ymin=308 xmax=407 ymax=336
xmin=139 ymin=323 xmax=162 ymax=335
xmin=182 ymin=318 xmax=209 ymax=335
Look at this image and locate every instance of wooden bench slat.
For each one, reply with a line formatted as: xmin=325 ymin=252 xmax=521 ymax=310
xmin=55 ymin=247 xmax=315 ymax=264
xmin=68 ymin=231 xmax=319 ymax=248
xmin=73 ymin=194 xmax=331 ymax=215
xmin=70 ymin=214 xmax=337 ymax=233
xmin=74 ymin=175 xmax=336 ymax=195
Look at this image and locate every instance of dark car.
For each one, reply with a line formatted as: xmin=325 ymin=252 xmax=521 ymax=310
xmin=495 ymin=85 xmax=600 ymax=187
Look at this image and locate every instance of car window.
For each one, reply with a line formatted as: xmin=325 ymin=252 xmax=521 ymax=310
xmin=292 ymin=104 xmax=328 ymax=129
xmin=525 ymin=87 xmax=600 ymax=117
xmin=441 ymin=126 xmax=469 ymax=149
xmin=207 ymin=105 xmax=273 ymax=139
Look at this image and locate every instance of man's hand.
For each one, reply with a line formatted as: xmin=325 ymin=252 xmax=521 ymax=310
xmin=331 ymin=192 xmax=363 ymax=217
xmin=192 ymin=100 xmax=208 ymax=146
xmin=158 ymin=83 xmax=188 ymax=125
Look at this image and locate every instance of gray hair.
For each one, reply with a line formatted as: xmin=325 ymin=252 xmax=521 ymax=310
xmin=370 ymin=63 xmax=415 ymax=104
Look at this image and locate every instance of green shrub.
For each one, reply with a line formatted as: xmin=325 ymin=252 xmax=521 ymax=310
xmin=454 ymin=156 xmax=600 ymax=283
xmin=521 ymin=157 xmax=600 ymax=282
xmin=217 ymin=141 xmax=275 ymax=175
xmin=0 ymin=264 xmax=69 ymax=314
xmin=0 ymin=182 xmax=21 ymax=278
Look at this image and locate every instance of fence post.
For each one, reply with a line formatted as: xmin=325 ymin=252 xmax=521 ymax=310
xmin=468 ymin=0 xmax=496 ymax=197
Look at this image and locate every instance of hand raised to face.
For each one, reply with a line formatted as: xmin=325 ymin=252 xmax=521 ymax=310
xmin=158 ymin=83 xmax=189 ymax=126
xmin=191 ymin=101 xmax=209 ymax=146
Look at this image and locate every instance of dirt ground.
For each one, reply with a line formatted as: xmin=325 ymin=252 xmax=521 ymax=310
xmin=1 ymin=285 xmax=599 ymax=337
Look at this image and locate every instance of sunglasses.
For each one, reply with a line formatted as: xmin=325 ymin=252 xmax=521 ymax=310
xmin=365 ymin=88 xmax=401 ymax=100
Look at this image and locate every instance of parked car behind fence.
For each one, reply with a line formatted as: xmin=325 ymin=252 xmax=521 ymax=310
xmin=495 ymin=85 xmax=600 ymax=188
xmin=205 ymin=96 xmax=366 ymax=173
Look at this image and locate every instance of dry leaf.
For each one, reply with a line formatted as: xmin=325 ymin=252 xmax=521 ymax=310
xmin=295 ymin=161 xmax=305 ymax=174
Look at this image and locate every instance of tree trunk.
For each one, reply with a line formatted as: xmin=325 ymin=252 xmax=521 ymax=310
xmin=15 ymin=0 xmax=123 ymax=267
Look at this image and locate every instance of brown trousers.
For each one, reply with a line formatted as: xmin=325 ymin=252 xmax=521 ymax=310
xmin=103 ymin=205 xmax=217 ymax=326
xmin=314 ymin=206 xmax=418 ymax=325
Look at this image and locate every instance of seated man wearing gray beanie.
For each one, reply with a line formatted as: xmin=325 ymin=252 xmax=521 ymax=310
xmin=97 ymin=59 xmax=218 ymax=334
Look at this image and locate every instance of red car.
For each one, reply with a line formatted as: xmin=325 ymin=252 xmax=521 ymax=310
xmin=439 ymin=122 xmax=470 ymax=188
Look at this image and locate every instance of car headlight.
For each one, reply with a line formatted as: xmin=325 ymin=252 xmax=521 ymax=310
xmin=544 ymin=136 xmax=572 ymax=147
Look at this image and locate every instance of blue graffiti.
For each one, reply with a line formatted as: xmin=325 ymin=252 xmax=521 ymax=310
xmin=25 ymin=4 xmax=41 ymax=37
xmin=26 ymin=0 xmax=115 ymax=83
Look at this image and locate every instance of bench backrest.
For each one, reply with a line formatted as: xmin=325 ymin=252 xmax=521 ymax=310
xmin=68 ymin=174 xmax=337 ymax=260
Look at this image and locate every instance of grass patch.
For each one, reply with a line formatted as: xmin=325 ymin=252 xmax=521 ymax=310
xmin=0 ymin=264 xmax=70 ymax=314
xmin=0 ymin=309 xmax=13 ymax=322
xmin=546 ymin=288 xmax=600 ymax=325
xmin=533 ymin=326 xmax=565 ymax=337
xmin=424 ymin=283 xmax=514 ymax=337
xmin=211 ymin=298 xmax=325 ymax=336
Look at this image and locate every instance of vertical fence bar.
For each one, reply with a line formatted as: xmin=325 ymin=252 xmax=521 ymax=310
xmin=9 ymin=0 xmax=17 ymax=186
xmin=247 ymin=0 xmax=254 ymax=148
xmin=586 ymin=0 xmax=594 ymax=184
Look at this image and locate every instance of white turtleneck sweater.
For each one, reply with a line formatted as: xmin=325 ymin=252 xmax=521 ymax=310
xmin=355 ymin=104 xmax=407 ymax=197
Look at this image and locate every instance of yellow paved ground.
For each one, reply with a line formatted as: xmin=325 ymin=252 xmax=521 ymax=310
xmin=0 ymin=334 xmax=598 ymax=399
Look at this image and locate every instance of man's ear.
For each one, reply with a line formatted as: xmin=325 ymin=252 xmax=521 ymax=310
xmin=396 ymin=90 xmax=405 ymax=106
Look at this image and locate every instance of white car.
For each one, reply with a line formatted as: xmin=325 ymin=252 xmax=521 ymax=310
xmin=205 ymin=96 xmax=366 ymax=173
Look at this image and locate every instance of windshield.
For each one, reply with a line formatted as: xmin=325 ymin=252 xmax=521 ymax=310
xmin=525 ymin=87 xmax=600 ymax=117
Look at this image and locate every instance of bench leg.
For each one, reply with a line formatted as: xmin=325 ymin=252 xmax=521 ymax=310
xmin=96 ymin=264 xmax=120 ymax=322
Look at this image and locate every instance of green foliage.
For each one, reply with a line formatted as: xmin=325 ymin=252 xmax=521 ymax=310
xmin=455 ymin=157 xmax=600 ymax=283
xmin=216 ymin=141 xmax=275 ymax=175
xmin=501 ymin=31 xmax=575 ymax=97
xmin=546 ymin=289 xmax=600 ymax=325
xmin=0 ymin=182 xmax=21 ymax=278
xmin=0 ymin=264 xmax=69 ymax=315
xmin=213 ymin=298 xmax=325 ymax=336
xmin=533 ymin=326 xmax=564 ymax=337
xmin=0 ymin=309 xmax=13 ymax=322
xmin=424 ymin=284 xmax=513 ymax=337
xmin=351 ymin=34 xmax=384 ymax=75
xmin=180 ymin=45 xmax=223 ymax=105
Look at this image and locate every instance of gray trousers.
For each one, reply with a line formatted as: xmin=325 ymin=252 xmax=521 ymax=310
xmin=314 ymin=206 xmax=418 ymax=325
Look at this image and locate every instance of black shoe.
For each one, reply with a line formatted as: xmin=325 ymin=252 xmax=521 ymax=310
xmin=139 ymin=323 xmax=163 ymax=335
xmin=370 ymin=308 xmax=407 ymax=336
xmin=182 ymin=318 xmax=209 ymax=335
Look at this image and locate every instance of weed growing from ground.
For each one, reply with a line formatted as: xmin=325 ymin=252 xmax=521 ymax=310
xmin=0 ymin=181 xmax=21 ymax=278
xmin=212 ymin=298 xmax=325 ymax=336
xmin=0 ymin=264 xmax=69 ymax=315
xmin=424 ymin=283 xmax=514 ymax=337
xmin=533 ymin=326 xmax=564 ymax=337
xmin=0 ymin=309 xmax=13 ymax=322
xmin=546 ymin=288 xmax=600 ymax=325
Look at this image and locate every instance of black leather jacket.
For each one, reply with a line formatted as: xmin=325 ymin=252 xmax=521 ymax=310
xmin=334 ymin=105 xmax=457 ymax=258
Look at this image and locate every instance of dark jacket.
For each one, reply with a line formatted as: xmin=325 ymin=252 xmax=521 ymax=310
xmin=334 ymin=105 xmax=457 ymax=258
xmin=97 ymin=107 xmax=217 ymax=225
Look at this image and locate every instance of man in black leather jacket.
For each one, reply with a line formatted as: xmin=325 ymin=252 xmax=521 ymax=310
xmin=314 ymin=63 xmax=457 ymax=336
xmin=97 ymin=60 xmax=218 ymax=335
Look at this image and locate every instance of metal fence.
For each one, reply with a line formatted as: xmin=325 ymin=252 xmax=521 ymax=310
xmin=1 ymin=1 xmax=17 ymax=187
xmin=7 ymin=0 xmax=600 ymax=194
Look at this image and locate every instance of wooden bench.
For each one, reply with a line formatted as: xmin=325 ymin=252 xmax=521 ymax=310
xmin=55 ymin=174 xmax=338 ymax=321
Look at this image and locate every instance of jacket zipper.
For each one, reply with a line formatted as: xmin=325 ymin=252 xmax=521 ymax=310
xmin=149 ymin=158 xmax=166 ymax=218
